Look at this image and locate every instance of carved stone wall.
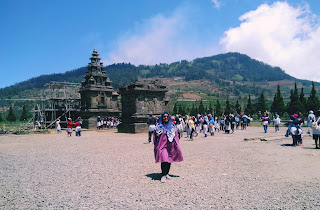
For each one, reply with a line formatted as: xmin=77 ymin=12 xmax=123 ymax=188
xmin=118 ymin=79 xmax=169 ymax=133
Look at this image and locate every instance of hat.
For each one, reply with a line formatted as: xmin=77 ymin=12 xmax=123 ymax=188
xmin=293 ymin=114 xmax=298 ymax=117
xmin=68 ymin=118 xmax=72 ymax=121
xmin=309 ymin=110 xmax=313 ymax=114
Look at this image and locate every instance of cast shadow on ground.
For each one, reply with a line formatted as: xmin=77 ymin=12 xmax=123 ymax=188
xmin=302 ymin=146 xmax=319 ymax=150
xmin=146 ymin=173 xmax=180 ymax=180
xmin=281 ymin=144 xmax=294 ymax=147
xmin=281 ymin=144 xmax=317 ymax=149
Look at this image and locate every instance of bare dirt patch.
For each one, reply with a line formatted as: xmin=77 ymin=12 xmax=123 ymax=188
xmin=181 ymin=93 xmax=202 ymax=99
xmin=1 ymin=127 xmax=319 ymax=209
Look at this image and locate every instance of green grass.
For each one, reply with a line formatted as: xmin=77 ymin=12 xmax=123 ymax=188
xmin=0 ymin=121 xmax=34 ymax=130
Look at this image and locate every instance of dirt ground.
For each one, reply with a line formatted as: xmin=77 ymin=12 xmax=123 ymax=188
xmin=0 ymin=126 xmax=319 ymax=209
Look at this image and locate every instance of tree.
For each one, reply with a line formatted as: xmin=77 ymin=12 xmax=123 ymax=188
xmin=235 ymin=99 xmax=241 ymax=114
xmin=307 ymin=81 xmax=319 ymax=113
xmin=198 ymin=100 xmax=205 ymax=114
xmin=20 ymin=105 xmax=28 ymax=121
xmin=255 ymin=91 xmax=268 ymax=113
xmin=299 ymin=87 xmax=306 ymax=115
xmin=178 ymin=104 xmax=186 ymax=116
xmin=215 ymin=100 xmax=222 ymax=117
xmin=172 ymin=103 xmax=178 ymax=115
xmin=6 ymin=106 xmax=16 ymax=122
xmin=190 ymin=103 xmax=197 ymax=116
xmin=270 ymin=84 xmax=286 ymax=116
xmin=287 ymin=82 xmax=302 ymax=114
xmin=225 ymin=97 xmax=232 ymax=114
xmin=207 ymin=101 xmax=213 ymax=114
xmin=244 ymin=94 xmax=255 ymax=115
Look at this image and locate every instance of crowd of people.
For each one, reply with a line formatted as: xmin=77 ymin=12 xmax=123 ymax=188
xmin=148 ymin=112 xmax=254 ymax=142
xmin=257 ymin=109 xmax=320 ymax=148
xmin=96 ymin=116 xmax=120 ymax=129
xmin=54 ymin=116 xmax=120 ymax=137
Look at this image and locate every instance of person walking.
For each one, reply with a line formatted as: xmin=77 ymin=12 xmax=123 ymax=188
xmin=188 ymin=116 xmax=196 ymax=140
xmin=273 ymin=114 xmax=281 ymax=132
xmin=147 ymin=114 xmax=157 ymax=143
xmin=208 ymin=115 xmax=215 ymax=136
xmin=56 ymin=119 xmax=62 ymax=133
xmin=202 ymin=116 xmax=209 ymax=137
xmin=184 ymin=116 xmax=190 ymax=138
xmin=220 ymin=116 xmax=225 ymax=131
xmin=154 ymin=112 xmax=183 ymax=183
xmin=312 ymin=110 xmax=320 ymax=149
xmin=214 ymin=116 xmax=220 ymax=132
xmin=195 ymin=116 xmax=201 ymax=137
xmin=97 ymin=116 xmax=101 ymax=129
xmin=288 ymin=114 xmax=303 ymax=146
xmin=75 ymin=117 xmax=82 ymax=137
xmin=307 ymin=110 xmax=316 ymax=135
xmin=261 ymin=112 xmax=270 ymax=133
xmin=241 ymin=115 xmax=248 ymax=130
xmin=67 ymin=118 xmax=73 ymax=137
xmin=230 ymin=114 xmax=235 ymax=134
xmin=224 ymin=115 xmax=231 ymax=134
xmin=175 ymin=115 xmax=184 ymax=139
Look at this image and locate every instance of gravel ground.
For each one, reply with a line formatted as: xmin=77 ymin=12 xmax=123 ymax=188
xmin=0 ymin=126 xmax=320 ymax=209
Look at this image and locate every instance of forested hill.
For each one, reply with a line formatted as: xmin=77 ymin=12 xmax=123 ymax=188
xmin=135 ymin=52 xmax=294 ymax=82
xmin=0 ymin=52 xmax=303 ymax=99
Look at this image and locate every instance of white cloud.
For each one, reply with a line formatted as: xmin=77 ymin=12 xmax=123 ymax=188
xmin=220 ymin=1 xmax=320 ymax=82
xmin=105 ymin=6 xmax=218 ymax=66
xmin=211 ymin=0 xmax=221 ymax=9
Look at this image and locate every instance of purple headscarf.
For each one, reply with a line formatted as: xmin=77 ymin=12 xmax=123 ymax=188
xmin=155 ymin=112 xmax=176 ymax=142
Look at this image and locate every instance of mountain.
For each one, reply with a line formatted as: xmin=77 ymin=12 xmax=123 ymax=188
xmin=0 ymin=52 xmax=317 ymax=102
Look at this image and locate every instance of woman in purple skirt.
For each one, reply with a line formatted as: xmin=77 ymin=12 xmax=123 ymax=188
xmin=154 ymin=112 xmax=183 ymax=183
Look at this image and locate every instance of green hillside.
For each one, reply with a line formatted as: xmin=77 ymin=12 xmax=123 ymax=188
xmin=0 ymin=52 xmax=317 ymax=101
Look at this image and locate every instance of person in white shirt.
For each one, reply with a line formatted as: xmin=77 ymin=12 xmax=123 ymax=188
xmin=273 ymin=114 xmax=281 ymax=132
xmin=307 ymin=110 xmax=316 ymax=135
xmin=56 ymin=119 xmax=62 ymax=133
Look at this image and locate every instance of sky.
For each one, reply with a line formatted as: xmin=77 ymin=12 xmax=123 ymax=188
xmin=1 ymin=0 xmax=320 ymax=89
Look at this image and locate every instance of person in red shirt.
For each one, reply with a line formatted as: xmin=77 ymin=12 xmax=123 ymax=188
xmin=67 ymin=118 xmax=73 ymax=137
xmin=75 ymin=117 xmax=82 ymax=137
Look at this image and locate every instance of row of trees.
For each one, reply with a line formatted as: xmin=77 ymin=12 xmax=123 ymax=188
xmin=0 ymin=105 xmax=28 ymax=122
xmin=172 ymin=82 xmax=319 ymax=117
xmin=270 ymin=82 xmax=319 ymax=116
xmin=1 ymin=82 xmax=319 ymax=122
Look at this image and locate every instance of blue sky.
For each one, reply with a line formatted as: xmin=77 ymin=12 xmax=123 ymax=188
xmin=1 ymin=0 xmax=320 ymax=88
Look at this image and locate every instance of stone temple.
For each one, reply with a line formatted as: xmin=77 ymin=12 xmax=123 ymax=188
xmin=79 ymin=49 xmax=120 ymax=127
xmin=117 ymin=79 xmax=169 ymax=133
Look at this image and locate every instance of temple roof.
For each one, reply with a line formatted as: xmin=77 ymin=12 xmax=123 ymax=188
xmin=80 ymin=49 xmax=116 ymax=93
xmin=119 ymin=79 xmax=168 ymax=93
